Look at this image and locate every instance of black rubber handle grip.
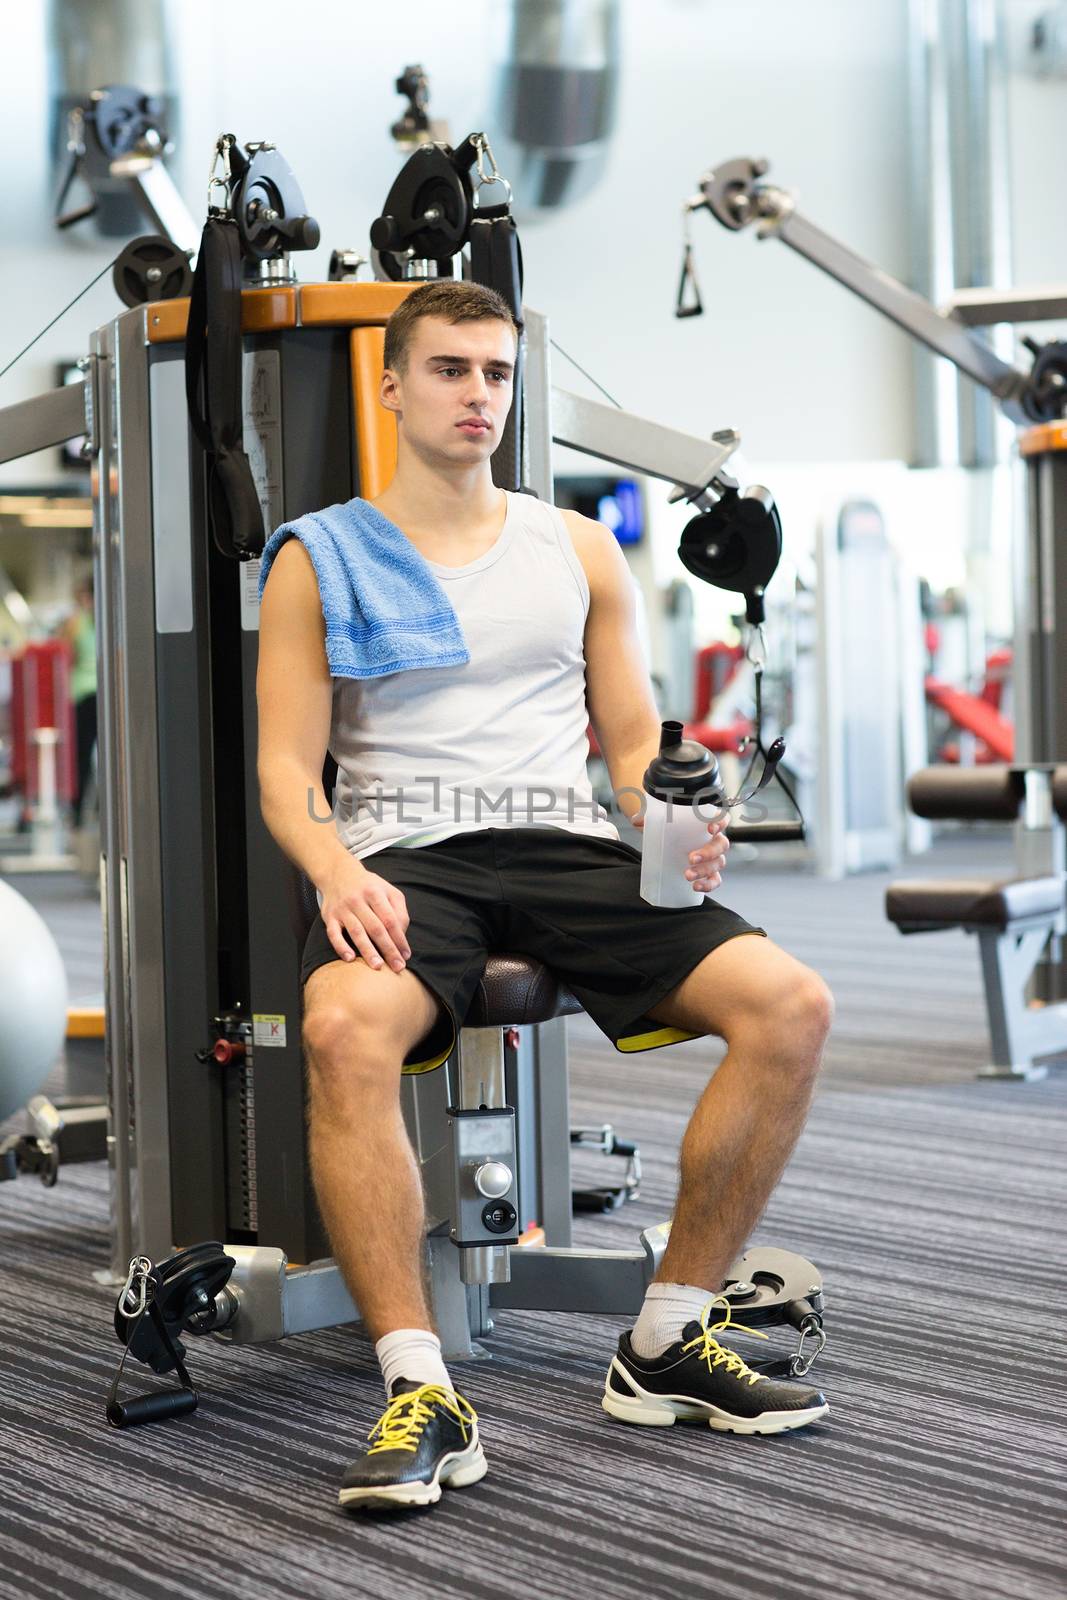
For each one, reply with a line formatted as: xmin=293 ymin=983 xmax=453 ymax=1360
xmin=106 ymin=1389 xmax=198 ymax=1429
xmin=727 ymin=821 xmax=805 ymax=843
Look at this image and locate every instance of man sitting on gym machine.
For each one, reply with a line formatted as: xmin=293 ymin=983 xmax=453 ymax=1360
xmin=256 ymin=280 xmax=833 ymax=1512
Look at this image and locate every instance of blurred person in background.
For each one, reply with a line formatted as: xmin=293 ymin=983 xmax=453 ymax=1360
xmin=62 ymin=575 xmax=97 ymax=826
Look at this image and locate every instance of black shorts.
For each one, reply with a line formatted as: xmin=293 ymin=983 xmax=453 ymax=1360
xmin=300 ymin=826 xmax=767 ymax=1073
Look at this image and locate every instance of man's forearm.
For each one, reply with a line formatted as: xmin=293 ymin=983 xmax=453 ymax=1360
xmin=260 ymin=760 xmax=362 ymax=888
xmin=607 ymin=732 xmax=663 ymax=826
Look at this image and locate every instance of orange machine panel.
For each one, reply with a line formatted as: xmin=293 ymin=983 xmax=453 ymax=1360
xmin=67 ymin=1008 xmax=105 ymax=1038
xmin=146 ymin=287 xmax=298 ymax=344
xmin=300 ymin=281 xmax=414 ymax=325
xmin=350 ymin=327 xmax=397 ymax=499
xmin=1019 ymin=422 xmax=1067 ymax=457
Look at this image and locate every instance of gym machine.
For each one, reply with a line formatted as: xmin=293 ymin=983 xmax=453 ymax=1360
xmin=54 ymin=83 xmax=198 ymax=308
xmin=0 ymin=129 xmax=827 ymax=1424
xmin=1 ymin=1090 xmax=109 ymax=1185
xmin=682 ymin=156 xmax=1067 ymax=1012
xmin=678 ymin=156 xmax=1067 ymax=427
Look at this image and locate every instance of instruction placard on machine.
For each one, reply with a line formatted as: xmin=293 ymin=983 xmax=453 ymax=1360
xmin=253 ymin=1013 xmax=287 ymax=1048
xmin=239 ymin=348 xmax=285 ymax=633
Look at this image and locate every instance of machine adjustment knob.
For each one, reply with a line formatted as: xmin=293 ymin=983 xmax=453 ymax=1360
xmin=212 ymin=1038 xmax=245 ymax=1066
xmin=370 ymin=212 xmax=401 ymax=251
xmin=473 ymin=1161 xmax=512 ymax=1200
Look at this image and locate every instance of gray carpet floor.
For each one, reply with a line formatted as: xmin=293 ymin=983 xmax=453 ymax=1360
xmin=2 ymin=833 xmax=1066 ymax=1600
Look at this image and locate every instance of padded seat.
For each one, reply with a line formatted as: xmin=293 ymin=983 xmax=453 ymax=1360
xmin=905 ymin=765 xmax=1025 ymax=821
xmin=885 ymin=875 xmax=1064 ymax=932
xmin=465 ymin=953 xmax=583 ymax=1026
xmin=289 ymin=868 xmax=581 ymax=1025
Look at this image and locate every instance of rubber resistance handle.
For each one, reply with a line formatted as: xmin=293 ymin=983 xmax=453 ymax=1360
xmin=106 ymin=1389 xmax=198 ymax=1429
xmin=727 ymin=821 xmax=805 ymax=843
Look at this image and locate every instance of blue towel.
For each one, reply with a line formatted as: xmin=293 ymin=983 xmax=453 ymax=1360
xmin=256 ymin=497 xmax=469 ymax=679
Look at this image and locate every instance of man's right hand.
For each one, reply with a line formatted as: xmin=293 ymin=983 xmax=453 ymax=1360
xmin=319 ymin=860 xmax=412 ymax=972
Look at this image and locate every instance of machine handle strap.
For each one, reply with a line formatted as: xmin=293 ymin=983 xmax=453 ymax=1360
xmin=675 ymin=243 xmax=703 ymax=319
xmin=106 ymin=1285 xmax=198 ymax=1430
xmin=184 ymin=215 xmax=266 ymax=560
xmin=725 ymin=649 xmax=804 ymax=834
xmin=469 ymin=208 xmax=525 ymax=492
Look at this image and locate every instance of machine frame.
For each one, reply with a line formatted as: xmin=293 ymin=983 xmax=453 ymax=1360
xmin=0 ymin=282 xmax=825 ymax=1370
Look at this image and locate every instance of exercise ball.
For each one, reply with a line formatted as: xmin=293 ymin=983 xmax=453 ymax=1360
xmin=0 ymin=879 xmax=68 ymax=1122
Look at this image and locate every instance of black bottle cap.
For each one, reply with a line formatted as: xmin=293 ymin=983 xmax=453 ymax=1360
xmin=642 ymin=721 xmax=725 ymax=805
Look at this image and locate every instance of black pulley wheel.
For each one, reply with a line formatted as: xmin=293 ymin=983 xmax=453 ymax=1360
xmin=700 ymin=156 xmax=770 ymax=230
xmin=114 ymin=1243 xmax=235 ymax=1372
xmin=113 ymin=235 xmax=192 ymax=307
xmin=1025 ymin=340 xmax=1067 ymax=423
xmin=678 ymin=486 xmax=782 ymax=626
xmin=370 ymin=143 xmax=475 ymax=273
xmin=92 ymin=86 xmax=167 ymax=162
xmin=233 ymin=146 xmax=320 ymax=261
xmin=679 ymin=488 xmax=782 ymax=592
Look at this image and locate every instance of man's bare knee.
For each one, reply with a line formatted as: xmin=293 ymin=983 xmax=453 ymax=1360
xmin=302 ymin=962 xmax=440 ymax=1089
xmin=775 ymin=968 xmax=833 ymax=1037
xmin=729 ymin=968 xmax=834 ymax=1063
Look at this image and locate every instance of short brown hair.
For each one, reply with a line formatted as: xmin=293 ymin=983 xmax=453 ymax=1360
xmin=383 ymin=280 xmax=520 ymax=375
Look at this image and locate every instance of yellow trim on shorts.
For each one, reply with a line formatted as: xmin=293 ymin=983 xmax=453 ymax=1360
xmin=401 ymin=1010 xmax=457 ymax=1075
xmin=400 ymin=1013 xmax=708 ymax=1070
xmin=614 ymin=1024 xmax=702 ymax=1052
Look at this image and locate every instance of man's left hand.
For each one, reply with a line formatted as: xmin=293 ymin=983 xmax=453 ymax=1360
xmin=685 ymin=816 xmax=730 ymax=893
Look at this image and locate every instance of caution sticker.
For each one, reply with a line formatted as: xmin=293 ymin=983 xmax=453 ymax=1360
xmin=253 ymin=1013 xmax=287 ymax=1048
xmin=240 ymin=557 xmax=263 ymax=630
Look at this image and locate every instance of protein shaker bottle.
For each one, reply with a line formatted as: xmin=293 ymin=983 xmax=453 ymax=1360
xmin=639 ymin=721 xmax=727 ymax=908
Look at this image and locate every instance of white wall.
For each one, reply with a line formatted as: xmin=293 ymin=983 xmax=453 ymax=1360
xmin=1003 ymin=0 xmax=1067 ymax=352
xmin=1 ymin=0 xmax=915 ymax=489
xmin=521 ymin=0 xmax=915 ymax=465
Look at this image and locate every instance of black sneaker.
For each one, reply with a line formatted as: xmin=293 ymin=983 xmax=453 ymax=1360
xmin=603 ymin=1297 xmax=829 ymax=1435
xmin=339 ymin=1381 xmax=488 ymax=1511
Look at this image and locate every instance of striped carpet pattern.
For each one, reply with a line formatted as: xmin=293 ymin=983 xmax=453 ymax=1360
xmin=2 ymin=834 xmax=1066 ymax=1600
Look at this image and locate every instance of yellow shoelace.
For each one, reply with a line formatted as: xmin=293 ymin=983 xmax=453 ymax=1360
xmin=367 ymin=1384 xmax=479 ymax=1456
xmin=681 ymin=1295 xmax=770 ymax=1388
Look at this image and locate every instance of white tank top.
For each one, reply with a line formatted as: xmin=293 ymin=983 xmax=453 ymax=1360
xmin=329 ymin=491 xmax=621 ymax=859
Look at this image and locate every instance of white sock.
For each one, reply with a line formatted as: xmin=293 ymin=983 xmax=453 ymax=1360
xmin=630 ymin=1282 xmax=718 ymax=1359
xmin=374 ymin=1328 xmax=454 ymax=1399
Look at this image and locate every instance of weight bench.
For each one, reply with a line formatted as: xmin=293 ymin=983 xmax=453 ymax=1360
xmin=886 ymin=875 xmax=1067 ymax=1080
xmin=886 ymin=765 xmax=1067 ymax=1081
